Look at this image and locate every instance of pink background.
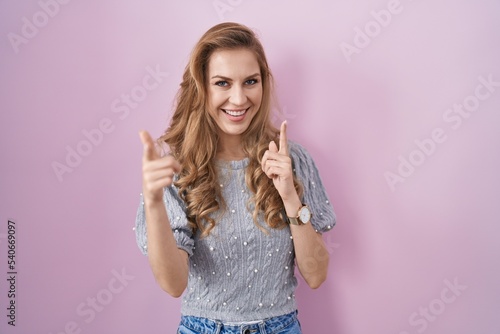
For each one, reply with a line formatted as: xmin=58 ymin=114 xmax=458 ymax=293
xmin=1 ymin=1 xmax=500 ymax=333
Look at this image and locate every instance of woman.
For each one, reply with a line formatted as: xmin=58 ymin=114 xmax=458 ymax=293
xmin=135 ymin=22 xmax=336 ymax=334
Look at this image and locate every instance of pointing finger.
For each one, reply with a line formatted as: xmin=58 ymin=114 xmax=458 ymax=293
xmin=279 ymin=120 xmax=288 ymax=155
xmin=139 ymin=130 xmax=159 ymax=161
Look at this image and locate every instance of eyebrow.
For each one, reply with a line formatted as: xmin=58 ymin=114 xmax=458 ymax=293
xmin=210 ymin=73 xmax=261 ymax=81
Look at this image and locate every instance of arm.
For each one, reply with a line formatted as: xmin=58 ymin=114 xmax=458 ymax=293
xmin=139 ymin=131 xmax=189 ymax=298
xmin=144 ymin=199 xmax=189 ymax=297
xmin=261 ymin=121 xmax=333 ymax=289
xmin=283 ymin=196 xmax=329 ymax=289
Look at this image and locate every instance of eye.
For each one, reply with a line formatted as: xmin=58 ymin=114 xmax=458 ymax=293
xmin=245 ymin=79 xmax=258 ymax=85
xmin=215 ymin=80 xmax=229 ymax=87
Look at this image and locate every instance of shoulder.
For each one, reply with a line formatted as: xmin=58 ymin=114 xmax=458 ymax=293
xmin=287 ymin=140 xmax=321 ymax=181
xmin=288 ymin=140 xmax=314 ymax=166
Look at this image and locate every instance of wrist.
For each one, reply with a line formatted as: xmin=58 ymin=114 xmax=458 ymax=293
xmin=282 ymin=194 xmax=302 ymax=218
xmin=143 ymin=192 xmax=164 ymax=207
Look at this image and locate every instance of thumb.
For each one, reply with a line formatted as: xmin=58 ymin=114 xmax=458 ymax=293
xmin=269 ymin=140 xmax=278 ymax=153
xmin=139 ymin=130 xmax=159 ymax=161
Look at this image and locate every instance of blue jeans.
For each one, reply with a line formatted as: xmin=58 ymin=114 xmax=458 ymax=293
xmin=177 ymin=311 xmax=302 ymax=334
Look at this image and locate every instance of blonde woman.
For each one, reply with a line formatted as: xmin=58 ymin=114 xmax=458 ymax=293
xmin=135 ymin=22 xmax=336 ymax=334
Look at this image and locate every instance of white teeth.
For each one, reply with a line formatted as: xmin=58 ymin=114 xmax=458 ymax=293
xmin=224 ymin=109 xmax=246 ymax=116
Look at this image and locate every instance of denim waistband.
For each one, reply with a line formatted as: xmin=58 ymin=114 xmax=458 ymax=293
xmin=179 ymin=310 xmax=298 ymax=334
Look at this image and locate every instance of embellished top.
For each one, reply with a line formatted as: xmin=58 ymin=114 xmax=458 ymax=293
xmin=135 ymin=141 xmax=336 ymax=322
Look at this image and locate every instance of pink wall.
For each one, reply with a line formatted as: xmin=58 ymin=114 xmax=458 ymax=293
xmin=1 ymin=1 xmax=499 ymax=333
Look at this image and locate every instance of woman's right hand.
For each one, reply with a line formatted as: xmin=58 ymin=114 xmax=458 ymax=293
xmin=139 ymin=131 xmax=181 ymax=204
xmin=138 ymin=131 xmax=188 ymax=297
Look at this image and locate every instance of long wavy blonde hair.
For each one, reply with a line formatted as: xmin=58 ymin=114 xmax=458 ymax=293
xmin=159 ymin=22 xmax=303 ymax=237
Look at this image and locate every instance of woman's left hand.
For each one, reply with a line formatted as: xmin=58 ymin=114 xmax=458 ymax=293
xmin=261 ymin=121 xmax=298 ymax=201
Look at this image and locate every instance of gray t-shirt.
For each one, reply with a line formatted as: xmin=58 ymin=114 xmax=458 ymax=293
xmin=135 ymin=141 xmax=336 ymax=322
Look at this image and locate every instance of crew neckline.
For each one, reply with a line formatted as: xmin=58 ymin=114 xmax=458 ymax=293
xmin=215 ymin=157 xmax=250 ymax=170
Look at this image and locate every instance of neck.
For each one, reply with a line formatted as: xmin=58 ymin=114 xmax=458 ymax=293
xmin=217 ymin=133 xmax=246 ymax=161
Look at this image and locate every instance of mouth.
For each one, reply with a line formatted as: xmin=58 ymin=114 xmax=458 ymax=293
xmin=222 ymin=107 xmax=250 ymax=116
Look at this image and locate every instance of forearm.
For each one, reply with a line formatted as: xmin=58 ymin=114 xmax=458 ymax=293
xmin=284 ymin=195 xmax=330 ymax=289
xmin=144 ymin=199 xmax=189 ymax=297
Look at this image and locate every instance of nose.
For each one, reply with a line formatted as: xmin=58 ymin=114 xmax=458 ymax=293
xmin=229 ymin=86 xmax=247 ymax=106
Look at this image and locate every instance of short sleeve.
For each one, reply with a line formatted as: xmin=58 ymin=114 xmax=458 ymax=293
xmin=135 ymin=183 xmax=195 ymax=256
xmin=289 ymin=141 xmax=336 ymax=234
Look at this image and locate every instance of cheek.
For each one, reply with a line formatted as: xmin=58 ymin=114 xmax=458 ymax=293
xmin=209 ymin=90 xmax=226 ymax=109
xmin=246 ymin=84 xmax=262 ymax=101
xmin=206 ymin=95 xmax=219 ymax=119
xmin=252 ymin=88 xmax=263 ymax=106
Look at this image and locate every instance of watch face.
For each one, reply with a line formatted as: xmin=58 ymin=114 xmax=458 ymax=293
xmin=299 ymin=206 xmax=311 ymax=223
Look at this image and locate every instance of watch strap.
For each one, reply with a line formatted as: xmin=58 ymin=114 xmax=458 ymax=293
xmin=288 ymin=216 xmax=301 ymax=225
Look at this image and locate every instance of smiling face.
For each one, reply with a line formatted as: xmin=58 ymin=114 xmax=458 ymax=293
xmin=207 ymin=48 xmax=263 ymax=143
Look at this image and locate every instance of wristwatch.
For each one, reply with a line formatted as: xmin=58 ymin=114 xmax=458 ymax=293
xmin=287 ymin=204 xmax=312 ymax=225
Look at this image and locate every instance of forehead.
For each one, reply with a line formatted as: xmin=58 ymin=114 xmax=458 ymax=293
xmin=207 ymin=49 xmax=260 ymax=78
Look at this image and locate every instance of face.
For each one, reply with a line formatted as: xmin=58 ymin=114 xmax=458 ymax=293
xmin=206 ymin=48 xmax=263 ymax=141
